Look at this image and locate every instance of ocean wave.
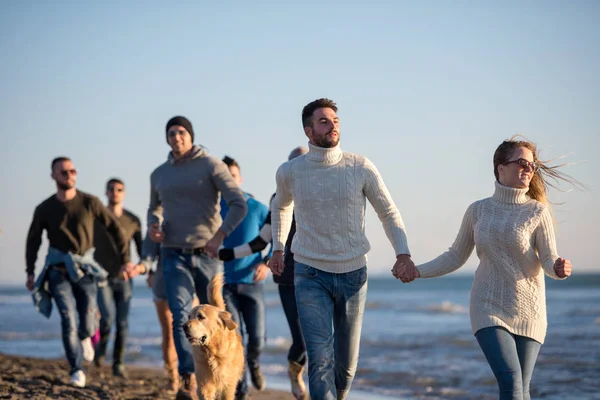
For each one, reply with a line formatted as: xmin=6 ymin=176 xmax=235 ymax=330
xmin=422 ymin=301 xmax=467 ymax=314
xmin=0 ymin=331 xmax=59 ymax=340
xmin=0 ymin=295 xmax=32 ymax=305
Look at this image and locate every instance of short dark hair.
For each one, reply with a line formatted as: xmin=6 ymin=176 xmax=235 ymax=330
xmin=302 ymin=98 xmax=338 ymax=128
xmin=51 ymin=156 xmax=71 ymax=171
xmin=222 ymin=155 xmax=240 ymax=169
xmin=106 ymin=178 xmax=125 ymax=190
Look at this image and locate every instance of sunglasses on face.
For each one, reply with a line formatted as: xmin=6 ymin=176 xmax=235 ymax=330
xmin=59 ymin=169 xmax=77 ymax=177
xmin=108 ymin=187 xmax=124 ymax=193
xmin=504 ymin=158 xmax=539 ymax=172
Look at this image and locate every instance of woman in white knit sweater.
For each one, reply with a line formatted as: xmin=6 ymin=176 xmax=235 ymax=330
xmin=394 ymin=136 xmax=577 ymax=400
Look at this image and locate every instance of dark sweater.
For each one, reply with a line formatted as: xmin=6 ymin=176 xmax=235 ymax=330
xmin=94 ymin=209 xmax=142 ymax=278
xmin=25 ymin=191 xmax=130 ymax=276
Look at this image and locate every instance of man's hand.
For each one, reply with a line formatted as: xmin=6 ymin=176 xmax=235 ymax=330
xmin=392 ymin=254 xmax=420 ymax=283
xmin=253 ymin=263 xmax=270 ymax=282
xmin=269 ymin=250 xmax=285 ymax=276
xmin=26 ymin=274 xmax=35 ymax=291
xmin=149 ymin=223 xmax=165 ymax=243
xmin=205 ymin=230 xmax=226 ymax=258
xmin=126 ymin=263 xmax=146 ymax=279
xmin=554 ymin=257 xmax=572 ymax=278
xmin=119 ymin=262 xmax=135 ymax=281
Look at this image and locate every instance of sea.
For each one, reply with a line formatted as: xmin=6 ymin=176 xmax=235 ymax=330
xmin=0 ymin=273 xmax=598 ymax=400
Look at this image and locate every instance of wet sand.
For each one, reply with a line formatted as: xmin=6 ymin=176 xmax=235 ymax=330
xmin=0 ymin=353 xmax=295 ymax=399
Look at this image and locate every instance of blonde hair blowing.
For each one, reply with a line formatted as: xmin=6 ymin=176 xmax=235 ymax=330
xmin=493 ymin=134 xmax=585 ymax=209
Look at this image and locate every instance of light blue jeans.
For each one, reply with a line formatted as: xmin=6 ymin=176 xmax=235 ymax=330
xmin=161 ymin=248 xmax=223 ymax=376
xmin=48 ymin=270 xmax=97 ymax=374
xmin=475 ymin=326 xmax=542 ymax=400
xmin=294 ymin=263 xmax=368 ymax=400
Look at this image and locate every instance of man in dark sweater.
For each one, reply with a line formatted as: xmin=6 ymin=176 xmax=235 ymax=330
xmin=25 ymin=157 xmax=131 ymax=388
xmin=93 ymin=178 xmax=145 ymax=378
xmin=147 ymin=116 xmax=247 ymax=398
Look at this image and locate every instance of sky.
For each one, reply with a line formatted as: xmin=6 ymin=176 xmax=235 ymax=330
xmin=0 ymin=1 xmax=598 ymax=285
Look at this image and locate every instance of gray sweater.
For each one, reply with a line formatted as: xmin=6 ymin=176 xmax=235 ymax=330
xmin=148 ymin=146 xmax=247 ymax=249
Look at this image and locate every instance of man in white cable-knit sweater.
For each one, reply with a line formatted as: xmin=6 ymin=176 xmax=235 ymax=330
xmin=269 ymin=98 xmax=414 ymax=400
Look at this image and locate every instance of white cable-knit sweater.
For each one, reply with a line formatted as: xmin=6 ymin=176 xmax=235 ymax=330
xmin=416 ymin=181 xmax=565 ymax=344
xmin=271 ymin=143 xmax=410 ymax=273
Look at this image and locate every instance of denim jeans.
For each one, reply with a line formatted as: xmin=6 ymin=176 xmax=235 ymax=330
xmin=278 ymin=284 xmax=306 ymax=366
xmin=222 ymin=283 xmax=266 ymax=398
xmin=96 ymin=277 xmax=133 ymax=366
xmin=294 ymin=263 xmax=368 ymax=400
xmin=161 ymin=247 xmax=223 ymax=376
xmin=475 ymin=326 xmax=542 ymax=400
xmin=48 ymin=270 xmax=98 ymax=374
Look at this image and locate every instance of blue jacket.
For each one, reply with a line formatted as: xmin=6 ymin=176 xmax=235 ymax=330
xmin=32 ymin=247 xmax=108 ymax=318
xmin=220 ymin=194 xmax=271 ymax=284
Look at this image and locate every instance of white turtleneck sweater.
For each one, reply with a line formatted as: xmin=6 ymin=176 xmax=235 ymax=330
xmin=271 ymin=143 xmax=410 ymax=273
xmin=417 ymin=181 xmax=565 ymax=344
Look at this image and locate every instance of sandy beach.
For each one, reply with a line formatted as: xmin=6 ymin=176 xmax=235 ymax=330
xmin=0 ymin=353 xmax=295 ymax=400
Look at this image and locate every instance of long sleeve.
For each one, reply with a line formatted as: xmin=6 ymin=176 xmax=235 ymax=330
xmin=219 ymin=210 xmax=272 ymax=261
xmin=417 ymin=203 xmax=476 ymax=278
xmin=147 ymin=173 xmax=162 ymax=228
xmin=271 ymin=164 xmax=294 ymax=252
xmin=25 ymin=206 xmax=44 ymax=276
xmin=132 ymin=222 xmax=143 ymax=260
xmin=92 ymin=198 xmax=130 ymax=264
xmin=363 ymin=159 xmax=410 ymax=256
xmin=141 ymin=230 xmax=160 ymax=273
xmin=211 ymin=162 xmax=247 ymax=236
xmin=535 ymin=206 xmax=564 ymax=280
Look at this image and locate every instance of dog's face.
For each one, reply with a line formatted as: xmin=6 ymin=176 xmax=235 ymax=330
xmin=183 ymin=304 xmax=238 ymax=347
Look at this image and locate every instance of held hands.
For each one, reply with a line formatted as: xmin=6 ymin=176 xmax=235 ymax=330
xmin=392 ymin=254 xmax=420 ymax=283
xmin=119 ymin=262 xmax=145 ymax=281
xmin=205 ymin=230 xmax=226 ymax=258
xmin=253 ymin=263 xmax=270 ymax=282
xmin=269 ymin=250 xmax=285 ymax=276
xmin=554 ymin=257 xmax=572 ymax=278
xmin=149 ymin=223 xmax=165 ymax=243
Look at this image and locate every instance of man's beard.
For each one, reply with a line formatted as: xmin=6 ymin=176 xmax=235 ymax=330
xmin=313 ymin=131 xmax=340 ymax=148
xmin=56 ymin=181 xmax=74 ymax=190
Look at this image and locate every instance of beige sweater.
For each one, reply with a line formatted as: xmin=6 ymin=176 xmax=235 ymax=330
xmin=416 ymin=181 xmax=565 ymax=344
xmin=271 ymin=143 xmax=410 ymax=273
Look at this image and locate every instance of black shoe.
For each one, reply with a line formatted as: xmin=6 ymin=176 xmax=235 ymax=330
xmin=113 ymin=363 xmax=128 ymax=378
xmin=249 ymin=365 xmax=266 ymax=391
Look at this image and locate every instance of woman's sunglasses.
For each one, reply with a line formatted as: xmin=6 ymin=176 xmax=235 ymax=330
xmin=504 ymin=158 xmax=539 ymax=172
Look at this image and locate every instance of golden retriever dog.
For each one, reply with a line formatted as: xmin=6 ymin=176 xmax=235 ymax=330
xmin=183 ymin=273 xmax=245 ymax=400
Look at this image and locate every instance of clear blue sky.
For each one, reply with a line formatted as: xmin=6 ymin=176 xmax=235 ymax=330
xmin=1 ymin=1 xmax=598 ymax=285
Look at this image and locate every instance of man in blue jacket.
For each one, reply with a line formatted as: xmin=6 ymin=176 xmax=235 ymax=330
xmin=220 ymin=156 xmax=271 ymax=400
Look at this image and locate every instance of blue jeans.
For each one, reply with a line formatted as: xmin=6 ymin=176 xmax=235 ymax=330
xmin=294 ymin=263 xmax=368 ymax=400
xmin=475 ymin=326 xmax=542 ymax=400
xmin=96 ymin=277 xmax=133 ymax=366
xmin=161 ymin=248 xmax=223 ymax=376
xmin=48 ymin=269 xmax=98 ymax=374
xmin=222 ymin=283 xmax=266 ymax=398
xmin=278 ymin=284 xmax=307 ymax=365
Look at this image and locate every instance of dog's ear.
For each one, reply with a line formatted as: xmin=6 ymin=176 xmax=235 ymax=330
xmin=219 ymin=311 xmax=238 ymax=331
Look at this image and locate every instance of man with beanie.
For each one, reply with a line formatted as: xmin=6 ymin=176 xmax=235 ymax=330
xmin=270 ymin=99 xmax=414 ymax=400
xmin=147 ymin=116 xmax=247 ymax=399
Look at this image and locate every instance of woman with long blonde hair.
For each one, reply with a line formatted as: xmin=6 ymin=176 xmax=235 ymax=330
xmin=394 ymin=135 xmax=582 ymax=400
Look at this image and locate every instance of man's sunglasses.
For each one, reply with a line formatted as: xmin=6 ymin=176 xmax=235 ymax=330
xmin=59 ymin=169 xmax=77 ymax=177
xmin=504 ymin=158 xmax=539 ymax=172
xmin=108 ymin=186 xmax=124 ymax=193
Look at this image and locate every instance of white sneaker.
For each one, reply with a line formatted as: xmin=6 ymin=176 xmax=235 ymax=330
xmin=81 ymin=337 xmax=95 ymax=362
xmin=69 ymin=370 xmax=86 ymax=387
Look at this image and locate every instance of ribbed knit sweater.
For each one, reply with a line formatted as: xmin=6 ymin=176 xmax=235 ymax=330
xmin=416 ymin=181 xmax=565 ymax=344
xmin=271 ymin=143 xmax=410 ymax=273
